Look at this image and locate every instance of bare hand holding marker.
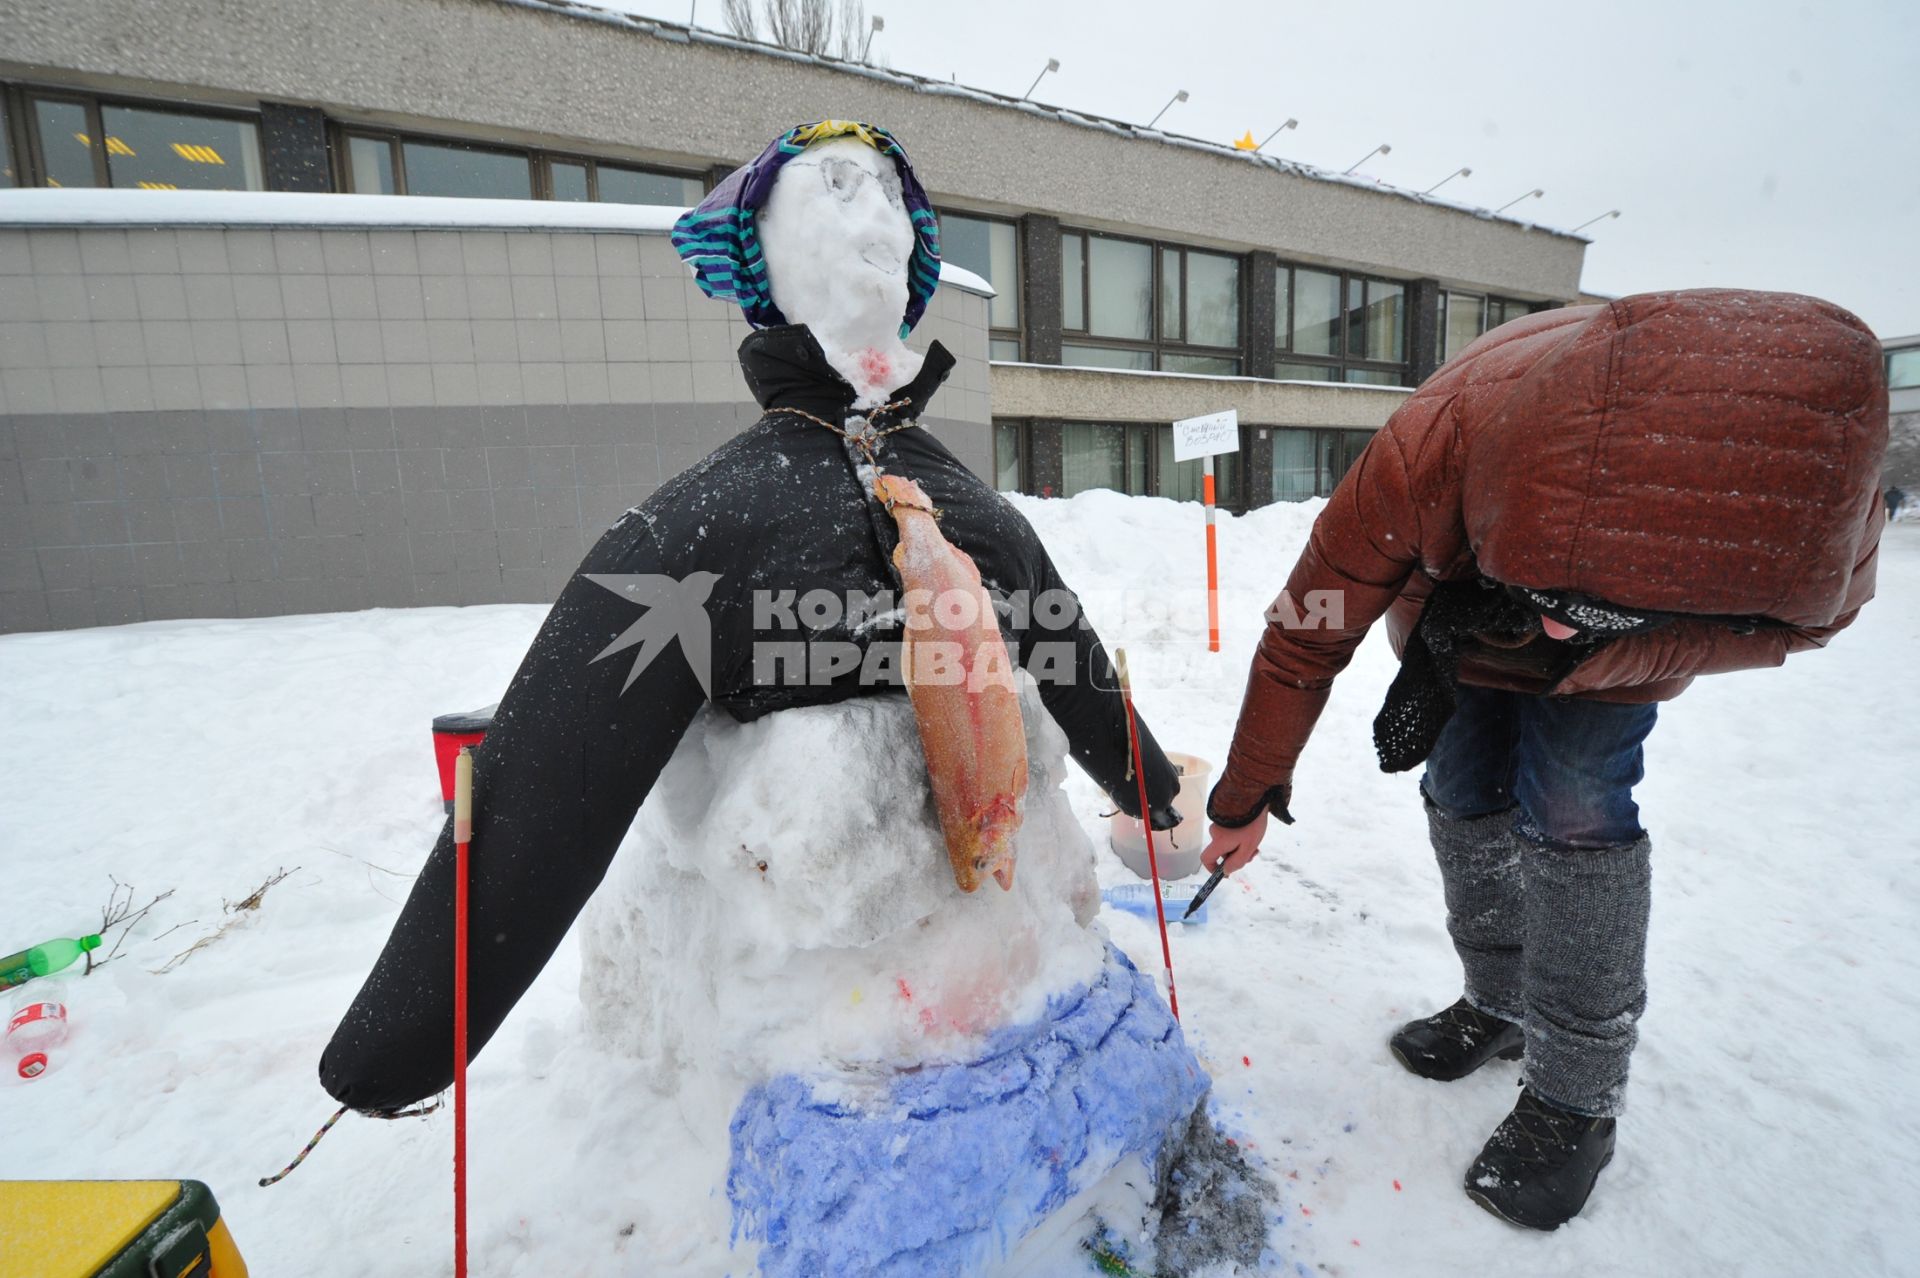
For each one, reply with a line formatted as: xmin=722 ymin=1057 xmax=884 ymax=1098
xmin=1200 ymin=809 xmax=1269 ymax=878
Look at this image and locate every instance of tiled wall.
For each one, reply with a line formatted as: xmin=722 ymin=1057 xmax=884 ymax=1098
xmin=0 ymin=224 xmax=993 ymax=632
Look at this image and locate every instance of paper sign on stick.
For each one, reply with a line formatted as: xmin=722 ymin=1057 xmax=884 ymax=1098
xmin=1172 ymin=410 xmax=1240 ymax=463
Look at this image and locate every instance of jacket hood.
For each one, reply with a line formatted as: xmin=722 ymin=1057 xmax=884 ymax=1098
xmin=1461 ymin=290 xmax=1888 ymax=627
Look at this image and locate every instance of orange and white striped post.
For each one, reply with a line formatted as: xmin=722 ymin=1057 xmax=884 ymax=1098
xmin=1203 ymin=455 xmax=1221 ymax=652
xmin=1172 ymin=410 xmax=1238 ymax=653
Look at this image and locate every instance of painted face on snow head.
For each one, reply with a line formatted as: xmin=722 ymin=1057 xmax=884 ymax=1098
xmin=757 ymin=137 xmax=915 ymax=353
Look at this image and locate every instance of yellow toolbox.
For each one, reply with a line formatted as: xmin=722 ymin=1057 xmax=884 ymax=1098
xmin=0 ymin=1179 xmax=248 ymax=1278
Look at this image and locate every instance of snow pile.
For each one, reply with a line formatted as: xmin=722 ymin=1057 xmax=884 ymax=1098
xmin=0 ymin=502 xmax=1916 ymax=1276
xmin=577 ymin=682 xmax=1206 ymax=1273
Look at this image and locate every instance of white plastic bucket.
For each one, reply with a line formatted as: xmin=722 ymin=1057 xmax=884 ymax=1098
xmin=1108 ymin=752 xmax=1211 ymax=881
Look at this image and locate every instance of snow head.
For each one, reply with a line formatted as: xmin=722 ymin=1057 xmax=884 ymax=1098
xmin=671 ymin=120 xmax=943 ymax=406
xmin=757 ymin=138 xmax=920 ymax=398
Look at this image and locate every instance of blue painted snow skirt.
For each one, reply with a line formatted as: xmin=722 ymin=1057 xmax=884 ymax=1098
xmin=727 ymin=945 xmax=1207 ymax=1277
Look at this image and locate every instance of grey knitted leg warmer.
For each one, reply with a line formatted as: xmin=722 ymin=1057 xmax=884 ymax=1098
xmin=1520 ymin=835 xmax=1653 ymax=1118
xmin=1427 ymin=804 xmax=1525 ymax=1024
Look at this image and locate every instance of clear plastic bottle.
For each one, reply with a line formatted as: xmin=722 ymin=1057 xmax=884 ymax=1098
xmin=8 ymin=979 xmax=71 ymax=1080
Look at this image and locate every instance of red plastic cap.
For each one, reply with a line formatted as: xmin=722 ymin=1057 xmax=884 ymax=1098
xmin=18 ymin=1052 xmax=47 ymax=1079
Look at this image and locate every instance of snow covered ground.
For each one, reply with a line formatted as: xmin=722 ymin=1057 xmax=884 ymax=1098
xmin=2 ymin=493 xmax=1915 ymax=1276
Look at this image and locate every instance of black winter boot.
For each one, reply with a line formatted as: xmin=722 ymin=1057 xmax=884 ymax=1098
xmin=1388 ymin=997 xmax=1524 ymax=1081
xmin=1464 ymin=1088 xmax=1616 ymax=1230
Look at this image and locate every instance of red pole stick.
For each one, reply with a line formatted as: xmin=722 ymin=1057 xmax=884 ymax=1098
xmin=452 ymin=747 xmax=473 ymax=1278
xmin=1114 ymin=649 xmax=1178 ymax=1021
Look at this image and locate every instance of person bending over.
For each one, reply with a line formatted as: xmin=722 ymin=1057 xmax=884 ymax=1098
xmin=1202 ymin=290 xmax=1887 ymax=1230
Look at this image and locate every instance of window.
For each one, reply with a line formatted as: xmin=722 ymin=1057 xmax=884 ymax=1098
xmin=941 ymin=213 xmax=1022 ymax=359
xmin=101 ymin=104 xmax=263 ymax=190
xmin=401 ymin=140 xmax=531 ymax=200
xmin=1061 ymin=344 xmax=1152 ymax=371
xmin=340 ymin=128 xmax=701 ymax=205
xmin=1344 ymin=368 xmax=1404 ymax=386
xmin=1441 ymin=291 xmax=1485 ymax=363
xmin=1283 ymin=267 xmax=1341 ymax=360
xmin=1889 ymin=347 xmax=1920 ymax=391
xmin=1060 ymin=230 xmax=1243 ymax=373
xmin=1 ymin=95 xmax=16 ymax=187
xmin=1490 ymin=297 xmax=1538 ymax=329
xmin=1184 ymin=250 xmax=1241 ymax=348
xmin=1162 ymin=353 xmax=1241 ymax=375
xmin=581 ymin=160 xmax=703 ymax=207
xmin=1274 ymin=263 xmax=1408 ymax=384
xmin=1354 ymin=277 xmax=1405 ymax=364
xmin=1438 ymin=292 xmax=1542 ymax=362
xmin=21 ymin=92 xmax=262 ymax=190
xmin=550 ymin=159 xmax=590 ymax=202
xmin=1056 ymin=421 xmax=1247 ymax=508
xmin=31 ymin=97 xmax=98 ymax=188
xmin=348 ymin=134 xmax=398 ymax=195
xmin=1060 ymin=423 xmax=1146 ymax=496
xmin=1084 ymin=236 xmax=1152 ymax=340
xmin=1270 ymin=427 xmax=1378 ymax=502
xmin=1061 ymin=234 xmax=1085 ymax=330
xmin=1271 ymin=428 xmax=1319 ymax=502
xmin=1155 ymin=431 xmax=1242 ymax=504
xmin=993 ymin=420 xmax=1026 ymax=493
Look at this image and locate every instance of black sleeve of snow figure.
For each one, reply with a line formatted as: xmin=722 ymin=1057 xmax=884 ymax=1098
xmin=1017 ymin=550 xmax=1181 ymax=825
xmin=318 ymin=520 xmax=707 ymax=1113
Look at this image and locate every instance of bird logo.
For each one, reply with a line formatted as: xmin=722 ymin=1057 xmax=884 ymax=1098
xmin=584 ymin=572 xmax=722 ymax=697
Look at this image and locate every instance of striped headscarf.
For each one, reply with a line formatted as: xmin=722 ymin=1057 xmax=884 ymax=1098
xmin=671 ymin=120 xmax=942 ymax=337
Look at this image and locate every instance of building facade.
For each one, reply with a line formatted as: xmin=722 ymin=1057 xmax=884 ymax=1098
xmin=0 ymin=196 xmax=992 ymax=631
xmin=1 ymin=0 xmax=1592 ymax=631
xmin=1883 ymin=334 xmax=1920 ymax=499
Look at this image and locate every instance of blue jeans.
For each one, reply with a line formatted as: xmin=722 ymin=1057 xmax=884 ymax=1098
xmin=1420 ymin=684 xmax=1658 ymax=1115
xmin=1421 ymin=684 xmax=1657 ymax=849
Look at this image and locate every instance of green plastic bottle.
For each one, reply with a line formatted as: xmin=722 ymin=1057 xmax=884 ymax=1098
xmin=0 ymin=934 xmax=102 ymax=992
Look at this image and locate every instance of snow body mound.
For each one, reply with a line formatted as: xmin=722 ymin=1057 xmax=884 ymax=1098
xmin=579 ymin=679 xmax=1207 ymax=1273
xmin=580 ymin=680 xmax=1108 ymax=1079
xmin=729 ymin=944 xmax=1206 ymax=1277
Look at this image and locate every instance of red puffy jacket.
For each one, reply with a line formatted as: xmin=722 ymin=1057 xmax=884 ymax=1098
xmin=1212 ymin=289 xmax=1889 ymax=823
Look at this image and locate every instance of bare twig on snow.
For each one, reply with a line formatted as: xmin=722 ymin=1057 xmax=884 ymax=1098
xmin=153 ymin=867 xmax=298 ymax=975
xmin=90 ymin=877 xmax=177 ymax=971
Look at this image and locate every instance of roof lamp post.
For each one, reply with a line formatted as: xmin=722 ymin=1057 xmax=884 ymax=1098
xmin=1570 ymin=208 xmax=1622 ymax=234
xmin=861 ymin=15 xmax=884 ymax=62
xmin=1343 ymin=143 xmax=1391 ymax=175
xmin=1257 ymin=118 xmax=1299 ymax=151
xmin=1495 ymin=188 xmax=1545 ymax=214
xmin=1423 ymin=166 xmax=1472 ymax=195
xmin=1021 ymin=58 xmax=1061 ymax=101
xmin=1146 ymin=90 xmax=1189 ymax=131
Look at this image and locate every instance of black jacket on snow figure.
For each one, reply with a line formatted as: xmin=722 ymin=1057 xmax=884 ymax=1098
xmin=319 ymin=324 xmax=1181 ymax=1112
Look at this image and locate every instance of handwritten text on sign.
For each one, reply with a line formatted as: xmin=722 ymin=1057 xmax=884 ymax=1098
xmin=1172 ymin=409 xmax=1241 ymax=463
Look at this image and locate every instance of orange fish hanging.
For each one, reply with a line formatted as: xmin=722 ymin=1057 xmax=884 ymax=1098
xmin=873 ymin=474 xmax=1027 ymax=892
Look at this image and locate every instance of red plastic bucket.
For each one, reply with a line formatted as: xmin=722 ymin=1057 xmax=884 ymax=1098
xmin=432 ymin=705 xmax=496 ymax=811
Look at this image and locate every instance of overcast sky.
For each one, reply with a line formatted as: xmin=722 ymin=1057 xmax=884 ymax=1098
xmin=608 ymin=0 xmax=1920 ymax=337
